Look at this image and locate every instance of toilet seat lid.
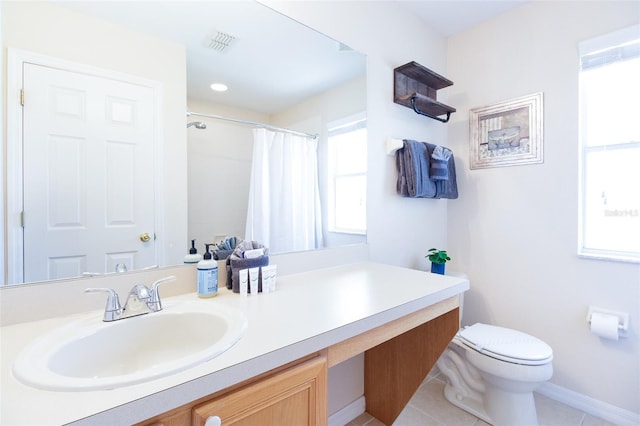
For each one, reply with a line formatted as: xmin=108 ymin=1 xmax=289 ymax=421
xmin=458 ymin=323 xmax=553 ymax=365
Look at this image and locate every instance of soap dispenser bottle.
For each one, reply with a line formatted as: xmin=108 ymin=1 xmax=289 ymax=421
xmin=197 ymin=244 xmax=218 ymax=298
xmin=184 ymin=239 xmax=203 ymax=264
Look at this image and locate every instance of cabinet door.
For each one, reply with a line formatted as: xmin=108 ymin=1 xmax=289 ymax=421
xmin=192 ymin=356 xmax=327 ymax=426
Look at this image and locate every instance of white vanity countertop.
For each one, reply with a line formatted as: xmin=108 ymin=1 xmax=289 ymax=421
xmin=0 ymin=262 xmax=469 ymax=425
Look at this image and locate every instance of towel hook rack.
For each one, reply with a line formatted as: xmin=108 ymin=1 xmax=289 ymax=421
xmin=410 ymin=97 xmax=451 ymax=123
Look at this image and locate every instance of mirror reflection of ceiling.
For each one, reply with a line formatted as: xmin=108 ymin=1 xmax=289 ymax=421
xmin=52 ymin=0 xmax=366 ymax=114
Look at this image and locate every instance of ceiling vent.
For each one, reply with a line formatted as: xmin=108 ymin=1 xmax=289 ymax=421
xmin=207 ymin=31 xmax=236 ymax=52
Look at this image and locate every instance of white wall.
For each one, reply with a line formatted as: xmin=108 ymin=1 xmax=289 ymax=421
xmin=2 ymin=1 xmax=187 ymax=268
xmin=447 ymin=1 xmax=640 ymax=414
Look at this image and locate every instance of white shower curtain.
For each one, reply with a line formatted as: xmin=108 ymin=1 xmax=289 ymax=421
xmin=245 ymin=128 xmax=324 ymax=253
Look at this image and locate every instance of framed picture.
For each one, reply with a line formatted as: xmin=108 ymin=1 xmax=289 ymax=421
xmin=469 ymin=92 xmax=543 ymax=169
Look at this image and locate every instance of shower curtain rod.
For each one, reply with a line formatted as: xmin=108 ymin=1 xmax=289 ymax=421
xmin=186 ymin=110 xmax=318 ymax=139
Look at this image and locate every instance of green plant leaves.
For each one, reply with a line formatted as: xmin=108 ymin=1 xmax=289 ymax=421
xmin=425 ymin=248 xmax=450 ymax=264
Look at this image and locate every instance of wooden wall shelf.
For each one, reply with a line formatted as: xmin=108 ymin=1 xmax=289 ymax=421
xmin=394 ymin=61 xmax=456 ymax=123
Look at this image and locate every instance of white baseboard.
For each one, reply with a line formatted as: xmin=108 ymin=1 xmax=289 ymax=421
xmin=328 ymin=396 xmax=366 ymax=426
xmin=537 ymin=382 xmax=640 ymax=426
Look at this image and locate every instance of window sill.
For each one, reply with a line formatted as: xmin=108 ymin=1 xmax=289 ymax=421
xmin=329 ymin=229 xmax=366 ymax=236
xmin=578 ymin=252 xmax=640 ymax=264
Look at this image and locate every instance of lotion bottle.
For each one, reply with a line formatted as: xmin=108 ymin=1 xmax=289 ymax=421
xmin=184 ymin=239 xmax=203 ymax=264
xmin=197 ymin=244 xmax=218 ymax=298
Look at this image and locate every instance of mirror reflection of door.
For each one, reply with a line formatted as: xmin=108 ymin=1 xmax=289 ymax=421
xmin=21 ymin=63 xmax=156 ymax=282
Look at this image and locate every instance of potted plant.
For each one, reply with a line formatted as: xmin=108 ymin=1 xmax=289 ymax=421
xmin=426 ymin=248 xmax=450 ymax=275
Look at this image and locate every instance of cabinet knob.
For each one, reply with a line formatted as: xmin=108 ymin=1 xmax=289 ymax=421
xmin=205 ymin=416 xmax=221 ymax=426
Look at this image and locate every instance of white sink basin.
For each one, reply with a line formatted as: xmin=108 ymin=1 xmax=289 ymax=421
xmin=12 ymin=301 xmax=247 ymax=391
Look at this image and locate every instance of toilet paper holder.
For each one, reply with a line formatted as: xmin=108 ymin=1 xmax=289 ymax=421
xmin=587 ymin=306 xmax=629 ymax=338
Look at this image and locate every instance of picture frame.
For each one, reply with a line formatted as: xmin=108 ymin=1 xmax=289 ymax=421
xmin=469 ymin=92 xmax=543 ymax=169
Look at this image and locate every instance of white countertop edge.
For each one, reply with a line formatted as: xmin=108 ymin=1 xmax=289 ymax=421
xmin=72 ymin=280 xmax=468 ymax=425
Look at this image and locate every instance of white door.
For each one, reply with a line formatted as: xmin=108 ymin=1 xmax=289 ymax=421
xmin=22 ymin=63 xmax=156 ymax=282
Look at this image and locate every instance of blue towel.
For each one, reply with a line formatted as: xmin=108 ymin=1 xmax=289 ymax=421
xmin=396 ymin=148 xmax=408 ymax=195
xmin=430 ymin=145 xmax=452 ymax=180
xmin=436 ymin=155 xmax=458 ymax=200
xmin=396 ymin=140 xmax=436 ymax=198
xmin=425 ymin=143 xmax=458 ymax=199
xmin=435 ymin=157 xmax=458 ymax=199
xmin=396 ymin=140 xmax=458 ymax=199
xmin=212 ymin=249 xmax=233 ymax=260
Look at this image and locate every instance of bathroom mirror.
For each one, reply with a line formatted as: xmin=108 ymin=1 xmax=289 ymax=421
xmin=1 ymin=0 xmax=367 ymax=286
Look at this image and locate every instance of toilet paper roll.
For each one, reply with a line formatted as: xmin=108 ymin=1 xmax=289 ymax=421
xmin=590 ymin=312 xmax=619 ymax=340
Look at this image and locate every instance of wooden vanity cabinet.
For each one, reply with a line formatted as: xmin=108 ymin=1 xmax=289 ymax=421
xmin=138 ymin=355 xmax=327 ymax=426
xmin=192 ymin=355 xmax=327 ymax=426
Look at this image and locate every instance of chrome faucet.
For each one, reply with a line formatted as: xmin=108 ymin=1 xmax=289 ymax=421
xmin=85 ymin=276 xmax=176 ymax=322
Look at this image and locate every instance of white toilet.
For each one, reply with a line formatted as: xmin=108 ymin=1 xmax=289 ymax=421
xmin=437 ymin=323 xmax=553 ymax=426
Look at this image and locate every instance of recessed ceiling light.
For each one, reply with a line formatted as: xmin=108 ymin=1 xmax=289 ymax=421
xmin=210 ymin=83 xmax=228 ymax=92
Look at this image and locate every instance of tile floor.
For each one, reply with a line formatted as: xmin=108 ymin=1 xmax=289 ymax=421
xmin=346 ymin=369 xmax=616 ymax=426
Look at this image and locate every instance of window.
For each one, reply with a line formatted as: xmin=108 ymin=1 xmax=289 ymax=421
xmin=327 ymin=114 xmax=367 ymax=234
xmin=578 ymin=25 xmax=640 ymax=262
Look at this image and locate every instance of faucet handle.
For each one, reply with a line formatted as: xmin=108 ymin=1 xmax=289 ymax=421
xmin=85 ymin=288 xmax=122 ymax=321
xmin=148 ymin=275 xmax=177 ymax=311
xmin=129 ymin=284 xmax=151 ymax=300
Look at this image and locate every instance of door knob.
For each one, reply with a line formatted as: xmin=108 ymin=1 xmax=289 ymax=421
xmin=139 ymin=232 xmax=151 ymax=242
